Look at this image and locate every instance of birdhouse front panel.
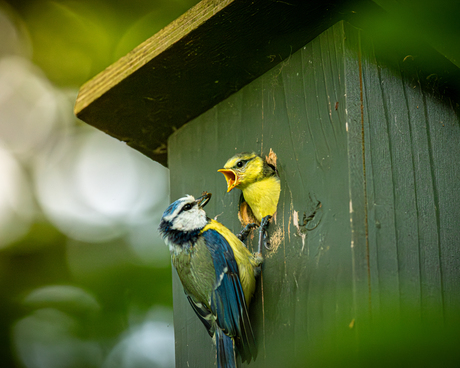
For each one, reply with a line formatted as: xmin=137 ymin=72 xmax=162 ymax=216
xmin=169 ymin=21 xmax=354 ymax=367
xmin=167 ymin=20 xmax=460 ymax=367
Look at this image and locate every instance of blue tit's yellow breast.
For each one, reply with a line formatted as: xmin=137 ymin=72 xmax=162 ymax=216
xmin=202 ymin=220 xmax=258 ymax=306
xmin=242 ymin=175 xmax=281 ymax=223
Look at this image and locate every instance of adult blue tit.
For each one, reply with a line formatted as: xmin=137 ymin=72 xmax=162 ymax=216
xmin=218 ymin=152 xmax=280 ymax=252
xmin=158 ymin=192 xmax=263 ymax=368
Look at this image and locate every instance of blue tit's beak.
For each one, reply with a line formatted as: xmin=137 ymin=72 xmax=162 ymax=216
xmin=196 ymin=192 xmax=211 ymax=208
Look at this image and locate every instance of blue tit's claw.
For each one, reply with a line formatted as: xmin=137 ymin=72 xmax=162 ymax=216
xmin=264 ymin=233 xmax=272 ymax=250
xmin=260 ymin=215 xmax=272 ymax=230
xmin=237 ymin=223 xmax=258 ymax=243
xmin=263 ymin=227 xmax=273 ymax=250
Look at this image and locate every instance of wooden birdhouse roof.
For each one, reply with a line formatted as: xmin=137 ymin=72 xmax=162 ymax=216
xmin=74 ymin=0 xmax=460 ymax=167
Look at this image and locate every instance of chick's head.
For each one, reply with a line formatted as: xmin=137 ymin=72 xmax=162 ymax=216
xmin=218 ymin=152 xmax=264 ymax=192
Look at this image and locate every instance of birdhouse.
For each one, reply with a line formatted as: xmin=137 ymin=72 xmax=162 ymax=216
xmin=75 ymin=0 xmax=460 ymax=366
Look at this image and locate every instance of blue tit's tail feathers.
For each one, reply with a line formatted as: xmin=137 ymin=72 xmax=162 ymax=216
xmin=229 ymin=273 xmax=258 ymax=363
xmin=204 ymin=229 xmax=258 ymax=363
xmin=212 ymin=270 xmax=258 ymax=363
xmin=216 ymin=327 xmax=236 ymax=368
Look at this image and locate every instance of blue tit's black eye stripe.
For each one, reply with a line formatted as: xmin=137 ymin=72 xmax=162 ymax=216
xmin=179 ymin=202 xmax=194 ymax=214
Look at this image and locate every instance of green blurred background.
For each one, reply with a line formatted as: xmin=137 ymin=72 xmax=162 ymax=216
xmin=0 ymin=0 xmax=198 ymax=367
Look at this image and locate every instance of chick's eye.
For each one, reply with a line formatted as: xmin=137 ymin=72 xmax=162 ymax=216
xmin=183 ymin=204 xmax=192 ymax=211
xmin=236 ymin=161 xmax=243 ymax=168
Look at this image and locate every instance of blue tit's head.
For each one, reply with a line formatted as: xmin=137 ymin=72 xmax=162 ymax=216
xmin=159 ymin=193 xmax=211 ymax=243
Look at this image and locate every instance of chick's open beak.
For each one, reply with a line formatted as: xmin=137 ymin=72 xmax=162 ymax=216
xmin=196 ymin=192 xmax=211 ymax=208
xmin=218 ymin=169 xmax=239 ymax=192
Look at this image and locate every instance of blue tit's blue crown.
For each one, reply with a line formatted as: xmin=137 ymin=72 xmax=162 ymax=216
xmin=162 ymin=199 xmax=183 ymax=218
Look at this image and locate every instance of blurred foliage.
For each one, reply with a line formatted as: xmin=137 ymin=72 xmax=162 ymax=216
xmin=270 ymin=306 xmax=460 ymax=368
xmin=4 ymin=0 xmax=200 ymax=86
xmin=0 ymin=0 xmax=198 ymax=367
xmin=355 ymin=0 xmax=460 ymax=97
xmin=371 ymin=0 xmax=460 ymax=69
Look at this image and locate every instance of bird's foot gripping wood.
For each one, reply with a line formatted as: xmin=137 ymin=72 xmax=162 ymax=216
xmin=237 ymin=223 xmax=258 ymax=244
xmin=258 ymin=215 xmax=272 ymax=253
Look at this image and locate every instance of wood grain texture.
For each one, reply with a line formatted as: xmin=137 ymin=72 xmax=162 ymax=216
xmin=359 ymin=26 xmax=460 ymax=322
xmin=74 ymin=0 xmax=358 ymax=166
xmin=168 ymin=19 xmax=460 ymax=367
xmin=343 ymin=23 xmax=373 ymax=331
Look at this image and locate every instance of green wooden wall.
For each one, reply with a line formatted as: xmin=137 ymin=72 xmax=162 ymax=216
xmin=167 ymin=20 xmax=460 ymax=367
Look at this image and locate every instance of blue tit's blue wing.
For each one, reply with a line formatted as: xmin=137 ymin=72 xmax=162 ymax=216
xmin=186 ymin=296 xmax=213 ymax=337
xmin=202 ymin=229 xmax=257 ymax=363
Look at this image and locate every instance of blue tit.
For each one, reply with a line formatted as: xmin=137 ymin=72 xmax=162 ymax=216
xmin=218 ymin=152 xmax=280 ymax=252
xmin=158 ymin=192 xmax=263 ymax=368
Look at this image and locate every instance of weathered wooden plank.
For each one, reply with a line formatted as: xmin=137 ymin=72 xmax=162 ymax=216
xmin=360 ymin=34 xmax=401 ymax=318
xmin=398 ymin=65 xmax=443 ymax=320
xmin=342 ymin=22 xmax=373 ymax=331
xmin=423 ymin=94 xmax=460 ymax=321
xmin=398 ymin=60 xmax=444 ymax=321
xmin=297 ymin=25 xmax=356 ymax=351
xmin=374 ymin=56 xmax=422 ymax=319
xmin=75 ymin=0 xmax=355 ymax=167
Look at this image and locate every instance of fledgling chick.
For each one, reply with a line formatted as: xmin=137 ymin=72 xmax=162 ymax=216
xmin=158 ymin=193 xmax=263 ymax=368
xmin=218 ymin=152 xmax=280 ymax=252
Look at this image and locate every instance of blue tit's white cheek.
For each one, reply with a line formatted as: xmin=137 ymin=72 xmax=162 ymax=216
xmin=171 ymin=207 xmax=207 ymax=231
